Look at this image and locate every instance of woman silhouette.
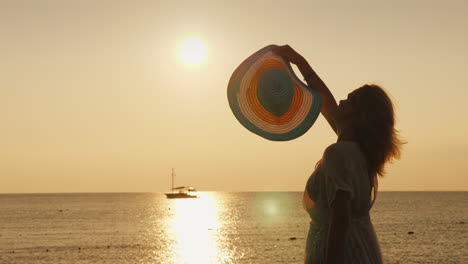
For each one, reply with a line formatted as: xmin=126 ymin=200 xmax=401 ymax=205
xmin=273 ymin=45 xmax=403 ymax=264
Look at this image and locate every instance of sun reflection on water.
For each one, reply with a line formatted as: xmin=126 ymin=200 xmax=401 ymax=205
xmin=166 ymin=193 xmax=230 ymax=264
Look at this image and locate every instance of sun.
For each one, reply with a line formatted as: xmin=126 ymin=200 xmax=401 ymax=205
xmin=178 ymin=38 xmax=207 ymax=66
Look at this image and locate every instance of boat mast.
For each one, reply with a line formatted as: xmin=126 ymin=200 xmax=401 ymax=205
xmin=172 ymin=168 xmax=175 ymax=193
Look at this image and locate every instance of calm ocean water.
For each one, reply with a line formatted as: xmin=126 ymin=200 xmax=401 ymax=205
xmin=0 ymin=192 xmax=466 ymax=264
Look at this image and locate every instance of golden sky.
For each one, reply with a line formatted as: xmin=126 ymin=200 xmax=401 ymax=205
xmin=1 ymin=0 xmax=467 ymax=193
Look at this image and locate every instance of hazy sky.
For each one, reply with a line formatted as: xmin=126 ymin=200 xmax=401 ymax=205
xmin=1 ymin=0 xmax=467 ymax=193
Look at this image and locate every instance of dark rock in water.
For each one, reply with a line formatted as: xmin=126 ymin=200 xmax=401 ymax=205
xmin=289 ymin=237 xmax=297 ymax=240
xmin=46 ymin=249 xmax=49 ymax=252
xmin=107 ymin=245 xmax=110 ymax=248
xmin=78 ymin=247 xmax=81 ymax=250
xmin=276 ymin=238 xmax=279 ymax=241
xmin=408 ymin=231 xmax=414 ymax=235
xmin=458 ymin=221 xmax=465 ymax=224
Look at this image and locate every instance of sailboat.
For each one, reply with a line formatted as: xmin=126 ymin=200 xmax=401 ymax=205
xmin=165 ymin=168 xmax=198 ymax=199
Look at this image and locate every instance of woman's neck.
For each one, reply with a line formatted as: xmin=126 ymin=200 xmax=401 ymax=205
xmin=337 ymin=129 xmax=357 ymax=142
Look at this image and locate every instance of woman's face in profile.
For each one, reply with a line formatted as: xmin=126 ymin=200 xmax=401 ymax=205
xmin=335 ymin=90 xmax=364 ymax=137
xmin=336 ymin=92 xmax=357 ymax=121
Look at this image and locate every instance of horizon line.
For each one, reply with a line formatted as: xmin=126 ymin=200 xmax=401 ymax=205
xmin=1 ymin=190 xmax=467 ymax=195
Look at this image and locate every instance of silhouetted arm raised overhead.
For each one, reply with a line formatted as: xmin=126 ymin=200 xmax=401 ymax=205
xmin=273 ymin=45 xmax=338 ymax=134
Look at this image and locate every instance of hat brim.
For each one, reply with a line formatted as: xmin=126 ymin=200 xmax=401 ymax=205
xmin=227 ymin=45 xmax=322 ymax=141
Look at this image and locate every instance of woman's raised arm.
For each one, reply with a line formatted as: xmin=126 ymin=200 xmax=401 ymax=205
xmin=272 ymin=45 xmax=339 ymax=134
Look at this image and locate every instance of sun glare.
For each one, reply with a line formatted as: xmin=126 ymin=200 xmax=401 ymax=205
xmin=179 ymin=38 xmax=207 ymax=66
xmin=166 ymin=193 xmax=231 ymax=263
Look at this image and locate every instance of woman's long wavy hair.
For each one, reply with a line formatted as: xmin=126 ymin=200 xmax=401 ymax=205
xmin=352 ymin=84 xmax=404 ymax=181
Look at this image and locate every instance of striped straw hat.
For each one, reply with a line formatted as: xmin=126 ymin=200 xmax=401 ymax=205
xmin=227 ymin=45 xmax=322 ymax=141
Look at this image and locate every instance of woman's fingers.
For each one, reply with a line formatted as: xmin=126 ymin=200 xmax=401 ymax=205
xmin=272 ymin=45 xmax=291 ymax=59
xmin=272 ymin=45 xmax=291 ymax=55
xmin=273 ymin=45 xmax=303 ymax=65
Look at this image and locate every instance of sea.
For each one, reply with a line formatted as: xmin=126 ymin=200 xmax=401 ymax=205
xmin=0 ymin=192 xmax=466 ymax=264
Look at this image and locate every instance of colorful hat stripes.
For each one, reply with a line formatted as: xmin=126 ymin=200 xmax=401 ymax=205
xmin=227 ymin=45 xmax=322 ymax=141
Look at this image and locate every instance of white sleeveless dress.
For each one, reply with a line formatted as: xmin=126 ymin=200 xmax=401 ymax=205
xmin=304 ymin=141 xmax=382 ymax=264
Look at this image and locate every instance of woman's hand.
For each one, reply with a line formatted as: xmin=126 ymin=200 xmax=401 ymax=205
xmin=272 ymin=45 xmax=306 ymax=66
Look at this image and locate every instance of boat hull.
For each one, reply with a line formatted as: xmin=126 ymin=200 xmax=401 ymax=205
xmin=165 ymin=193 xmax=198 ymax=199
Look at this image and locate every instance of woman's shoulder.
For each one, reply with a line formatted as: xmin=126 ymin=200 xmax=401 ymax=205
xmin=323 ymin=141 xmax=366 ymax=167
xmin=324 ymin=141 xmax=360 ymax=157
